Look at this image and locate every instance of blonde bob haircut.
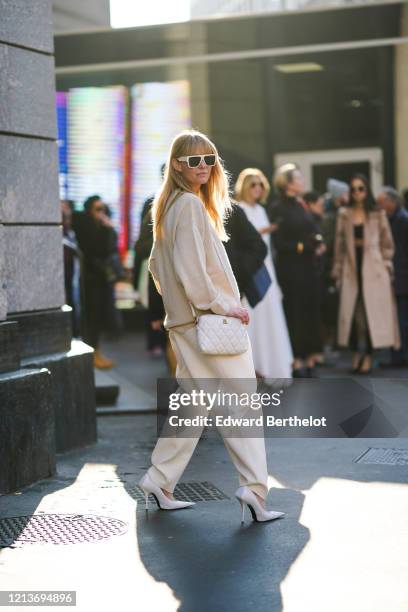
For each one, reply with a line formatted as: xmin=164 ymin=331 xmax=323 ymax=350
xmin=273 ymin=162 xmax=299 ymax=194
xmin=151 ymin=129 xmax=231 ymax=242
xmin=234 ymin=168 xmax=270 ymax=205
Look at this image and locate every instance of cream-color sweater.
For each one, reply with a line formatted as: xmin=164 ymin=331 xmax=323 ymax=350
xmin=148 ymin=191 xmax=240 ymax=330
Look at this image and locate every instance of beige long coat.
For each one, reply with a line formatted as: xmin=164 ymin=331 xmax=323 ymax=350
xmin=331 ymin=207 xmax=400 ymax=349
xmin=148 ymin=190 xmax=241 ymax=330
xmin=148 ymin=190 xmax=258 ymax=378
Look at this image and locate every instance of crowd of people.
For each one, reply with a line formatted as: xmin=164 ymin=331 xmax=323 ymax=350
xmin=135 ymin=163 xmax=408 ymax=379
xmin=61 ymin=162 xmax=408 ymax=379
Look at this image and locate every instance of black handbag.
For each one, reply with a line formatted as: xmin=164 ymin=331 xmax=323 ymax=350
xmin=103 ymin=253 xmax=125 ymax=283
xmin=244 ymin=263 xmax=272 ymax=308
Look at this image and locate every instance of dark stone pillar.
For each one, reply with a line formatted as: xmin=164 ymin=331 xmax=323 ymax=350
xmin=0 ymin=368 xmax=56 ymax=494
xmin=0 ymin=0 xmax=96 ymax=493
xmin=23 ymin=340 xmax=97 ymax=454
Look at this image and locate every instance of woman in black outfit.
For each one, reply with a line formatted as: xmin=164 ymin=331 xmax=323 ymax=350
xmin=224 ymin=202 xmax=267 ymax=300
xmin=133 ymin=199 xmax=167 ymax=357
xmin=74 ymin=195 xmax=117 ymax=369
xmin=269 ymin=164 xmax=324 ymax=376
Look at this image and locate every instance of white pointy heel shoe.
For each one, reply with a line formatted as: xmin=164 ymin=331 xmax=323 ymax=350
xmin=235 ymin=486 xmax=285 ymax=523
xmin=138 ymin=473 xmax=195 ymax=511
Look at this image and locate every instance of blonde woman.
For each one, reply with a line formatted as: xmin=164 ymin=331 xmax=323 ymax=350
xmin=235 ymin=168 xmax=293 ymax=379
xmin=138 ymin=130 xmax=285 ymax=523
xmin=270 ymin=164 xmax=324 ymax=377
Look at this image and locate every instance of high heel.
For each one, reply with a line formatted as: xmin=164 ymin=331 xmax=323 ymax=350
xmin=305 ymin=366 xmax=316 ymax=378
xmin=356 ymin=354 xmax=373 ymax=375
xmin=349 ymin=354 xmax=363 ymax=374
xmin=292 ymin=367 xmax=307 ymax=378
xmin=235 ymin=486 xmax=285 ymax=523
xmin=239 ymin=499 xmax=245 ymax=524
xmin=138 ymin=473 xmax=195 ymax=511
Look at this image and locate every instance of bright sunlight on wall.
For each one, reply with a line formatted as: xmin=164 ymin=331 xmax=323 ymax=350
xmin=109 ymin=0 xmax=190 ymax=28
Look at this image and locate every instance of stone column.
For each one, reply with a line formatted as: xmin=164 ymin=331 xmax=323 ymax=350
xmin=395 ymin=4 xmax=408 ymax=191
xmin=0 ymin=0 xmax=96 ymax=494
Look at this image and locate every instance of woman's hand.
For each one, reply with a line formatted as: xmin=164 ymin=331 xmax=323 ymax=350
xmin=315 ymin=243 xmax=326 ymax=256
xmin=227 ymin=306 xmax=250 ymax=325
xmin=384 ymin=261 xmax=395 ymax=282
xmin=151 ymin=320 xmax=163 ymax=331
xmin=100 ymin=213 xmax=114 ymax=228
xmin=259 ymin=223 xmax=278 ymax=235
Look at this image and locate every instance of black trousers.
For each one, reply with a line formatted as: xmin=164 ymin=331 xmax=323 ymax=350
xmin=82 ymin=273 xmax=107 ymax=349
xmin=349 ymin=296 xmax=373 ymax=355
xmin=349 ymin=245 xmax=373 ymax=355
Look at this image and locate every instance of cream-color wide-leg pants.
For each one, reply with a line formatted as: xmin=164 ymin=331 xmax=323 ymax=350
xmin=147 ymin=323 xmax=269 ymax=500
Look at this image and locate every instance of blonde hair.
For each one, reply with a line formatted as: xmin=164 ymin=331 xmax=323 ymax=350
xmin=273 ymin=163 xmax=299 ymax=194
xmin=234 ymin=168 xmax=270 ymax=205
xmin=151 ymin=129 xmax=231 ymax=241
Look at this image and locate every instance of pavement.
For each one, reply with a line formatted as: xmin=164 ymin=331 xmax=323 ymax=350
xmin=1 ymin=332 xmax=408 ymax=612
xmin=95 ymin=331 xmax=167 ymax=414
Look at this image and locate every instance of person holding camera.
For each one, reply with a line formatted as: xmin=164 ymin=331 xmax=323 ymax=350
xmin=74 ymin=195 xmax=117 ymax=369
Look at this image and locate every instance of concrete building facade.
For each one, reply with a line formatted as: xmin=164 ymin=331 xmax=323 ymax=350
xmin=0 ymin=0 xmax=96 ymax=494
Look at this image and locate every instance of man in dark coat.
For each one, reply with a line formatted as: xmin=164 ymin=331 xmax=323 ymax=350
xmin=378 ymin=187 xmax=408 ymax=366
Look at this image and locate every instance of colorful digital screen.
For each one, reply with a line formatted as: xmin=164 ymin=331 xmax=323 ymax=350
xmin=130 ymin=80 xmax=191 ymax=244
xmin=56 ymin=80 xmax=191 ymax=253
xmin=56 ymin=91 xmax=68 ymax=200
xmin=66 ymin=86 xmax=127 ymax=242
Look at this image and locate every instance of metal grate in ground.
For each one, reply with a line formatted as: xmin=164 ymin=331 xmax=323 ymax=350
xmin=0 ymin=514 xmax=128 ymax=548
xmin=132 ymin=481 xmax=229 ymax=505
xmin=354 ymin=447 xmax=408 ymax=466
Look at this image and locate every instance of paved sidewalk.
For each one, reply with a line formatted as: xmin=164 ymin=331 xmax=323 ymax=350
xmin=1 ymin=412 xmax=408 ymax=612
xmin=96 ymin=331 xmax=408 ymax=415
xmin=95 ymin=331 xmax=168 ymax=414
xmin=1 ymin=333 xmax=408 ymax=611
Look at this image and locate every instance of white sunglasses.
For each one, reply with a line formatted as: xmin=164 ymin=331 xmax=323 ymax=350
xmin=177 ymin=154 xmax=217 ymax=168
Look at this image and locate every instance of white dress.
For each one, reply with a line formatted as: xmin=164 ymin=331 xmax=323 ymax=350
xmin=238 ymin=201 xmax=293 ymax=379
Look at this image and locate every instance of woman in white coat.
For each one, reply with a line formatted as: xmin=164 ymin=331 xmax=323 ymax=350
xmin=235 ymin=168 xmax=293 ymax=380
xmin=138 ymin=130 xmax=285 ymax=523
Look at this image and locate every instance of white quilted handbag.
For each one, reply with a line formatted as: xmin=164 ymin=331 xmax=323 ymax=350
xmin=196 ymin=314 xmax=249 ymax=355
